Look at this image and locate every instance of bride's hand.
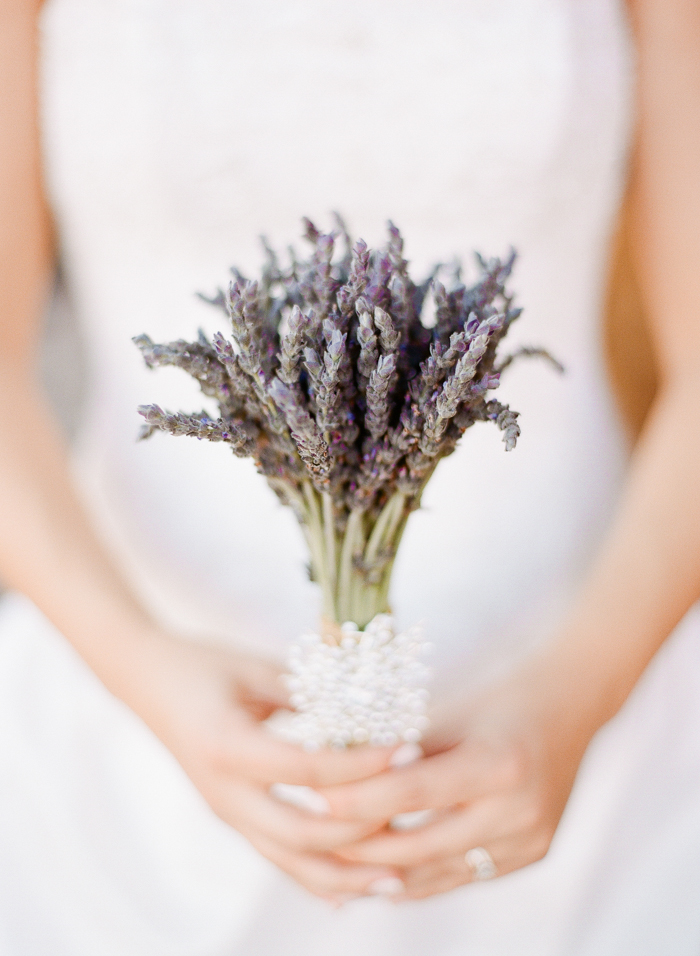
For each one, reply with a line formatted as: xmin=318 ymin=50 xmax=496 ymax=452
xmin=320 ymin=651 xmax=605 ymax=900
xmin=119 ymin=631 xmax=403 ymax=903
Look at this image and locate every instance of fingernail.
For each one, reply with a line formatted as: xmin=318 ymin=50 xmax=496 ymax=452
xmin=389 ymin=808 xmax=436 ymax=830
xmin=367 ymin=877 xmax=406 ymax=896
xmin=389 ymin=742 xmax=423 ymax=768
xmin=269 ymin=783 xmax=331 ymax=816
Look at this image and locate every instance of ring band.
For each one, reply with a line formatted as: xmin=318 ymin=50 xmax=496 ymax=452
xmin=465 ymin=846 xmax=497 ymax=881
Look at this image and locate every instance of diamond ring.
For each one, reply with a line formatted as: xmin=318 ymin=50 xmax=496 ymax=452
xmin=465 ymin=846 xmax=497 ymax=881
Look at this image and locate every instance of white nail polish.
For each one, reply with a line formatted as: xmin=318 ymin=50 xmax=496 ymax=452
xmin=389 ymin=742 xmax=423 ymax=768
xmin=367 ymin=877 xmax=405 ymax=896
xmin=389 ymin=808 xmax=436 ymax=830
xmin=269 ymin=783 xmax=331 ymax=816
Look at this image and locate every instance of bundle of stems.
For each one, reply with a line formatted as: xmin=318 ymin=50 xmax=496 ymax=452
xmin=135 ymin=218 xmax=558 ymax=633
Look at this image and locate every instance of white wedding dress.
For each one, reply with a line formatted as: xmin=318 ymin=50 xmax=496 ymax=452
xmin=2 ymin=0 xmax=700 ymax=953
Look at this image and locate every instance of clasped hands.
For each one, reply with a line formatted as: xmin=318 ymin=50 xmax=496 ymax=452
xmin=277 ymin=690 xmax=583 ymax=905
xmin=135 ymin=634 xmax=599 ymax=906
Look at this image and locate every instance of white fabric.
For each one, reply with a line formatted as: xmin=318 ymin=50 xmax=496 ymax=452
xmin=1 ymin=0 xmax=699 ymax=951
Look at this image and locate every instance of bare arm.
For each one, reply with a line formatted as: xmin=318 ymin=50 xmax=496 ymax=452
xmin=0 ymin=0 xmax=402 ymax=904
xmin=321 ymin=0 xmax=700 ymax=898
xmin=0 ymin=0 xmax=161 ymax=699
xmin=545 ymin=0 xmax=700 ymax=721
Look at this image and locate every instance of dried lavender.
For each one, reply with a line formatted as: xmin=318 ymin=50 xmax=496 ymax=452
xmin=135 ymin=219 xmax=558 ymax=632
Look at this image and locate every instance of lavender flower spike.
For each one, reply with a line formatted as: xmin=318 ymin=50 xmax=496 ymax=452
xmin=366 ymin=353 xmax=398 ymax=441
xmin=267 ymin=378 xmax=331 ymax=489
xmin=357 ymin=307 xmax=379 ymax=383
xmin=278 ymin=305 xmax=308 ymax=386
xmin=373 ymin=306 xmax=400 ymax=353
xmin=137 ymin=404 xmax=255 ymax=454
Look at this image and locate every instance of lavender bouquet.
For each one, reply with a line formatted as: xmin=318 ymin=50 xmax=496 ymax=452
xmin=135 ymin=218 xmax=556 ymax=749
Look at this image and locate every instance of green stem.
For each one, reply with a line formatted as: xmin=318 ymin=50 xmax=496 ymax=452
xmin=364 ymin=492 xmax=405 ymax=567
xmin=349 ymin=539 xmax=369 ymax=625
xmin=359 ymin=492 xmax=408 ymax=624
xmin=302 ymin=482 xmax=335 ymax=620
xmin=299 ymin=484 xmax=420 ymax=631
xmin=375 ymin=508 xmax=412 ymax=612
xmin=338 ymin=508 xmax=364 ymax=624
xmin=322 ymin=492 xmax=337 ymax=597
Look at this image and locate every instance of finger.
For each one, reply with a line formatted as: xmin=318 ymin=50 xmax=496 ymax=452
xmin=388 ymin=850 xmax=495 ymax=901
xmin=240 ymin=826 xmax=402 ymax=900
xmin=337 ymin=787 xmax=545 ymax=867
xmin=399 ymin=856 xmax=471 ymax=901
xmin=322 ymin=742 xmax=517 ymax=821
xmin=219 ymin=780 xmax=384 ymax=853
xmin=212 ymin=712 xmax=396 ymax=786
xmin=337 ymin=798 xmax=506 ymax=866
xmin=230 ymin=654 xmax=289 ymax=706
xmin=397 ymin=831 xmax=545 ymax=901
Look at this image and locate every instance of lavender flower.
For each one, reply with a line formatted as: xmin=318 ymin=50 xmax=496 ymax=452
xmin=266 ymin=378 xmax=331 ymax=488
xmin=365 ymin=353 xmax=397 ymax=442
xmin=135 ymin=219 xmax=558 ymax=626
xmin=356 ymin=308 xmax=379 ymax=382
xmin=137 ymin=404 xmax=256 ymax=454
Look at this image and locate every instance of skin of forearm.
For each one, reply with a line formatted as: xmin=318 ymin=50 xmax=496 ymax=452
xmin=627 ymin=0 xmax=700 ymax=379
xmin=541 ymin=372 xmax=700 ymax=734
xmin=0 ymin=0 xmax=51 ymax=369
xmin=0 ymin=1 xmax=157 ymax=694
xmin=0 ymin=369 xmax=160 ymax=680
xmin=546 ymin=0 xmax=700 ymax=735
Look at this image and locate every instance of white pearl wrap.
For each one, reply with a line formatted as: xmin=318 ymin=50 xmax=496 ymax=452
xmin=283 ymin=614 xmax=431 ymax=750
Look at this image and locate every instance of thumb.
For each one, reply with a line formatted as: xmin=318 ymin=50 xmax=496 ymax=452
xmin=216 ymin=709 xmax=397 ymax=787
